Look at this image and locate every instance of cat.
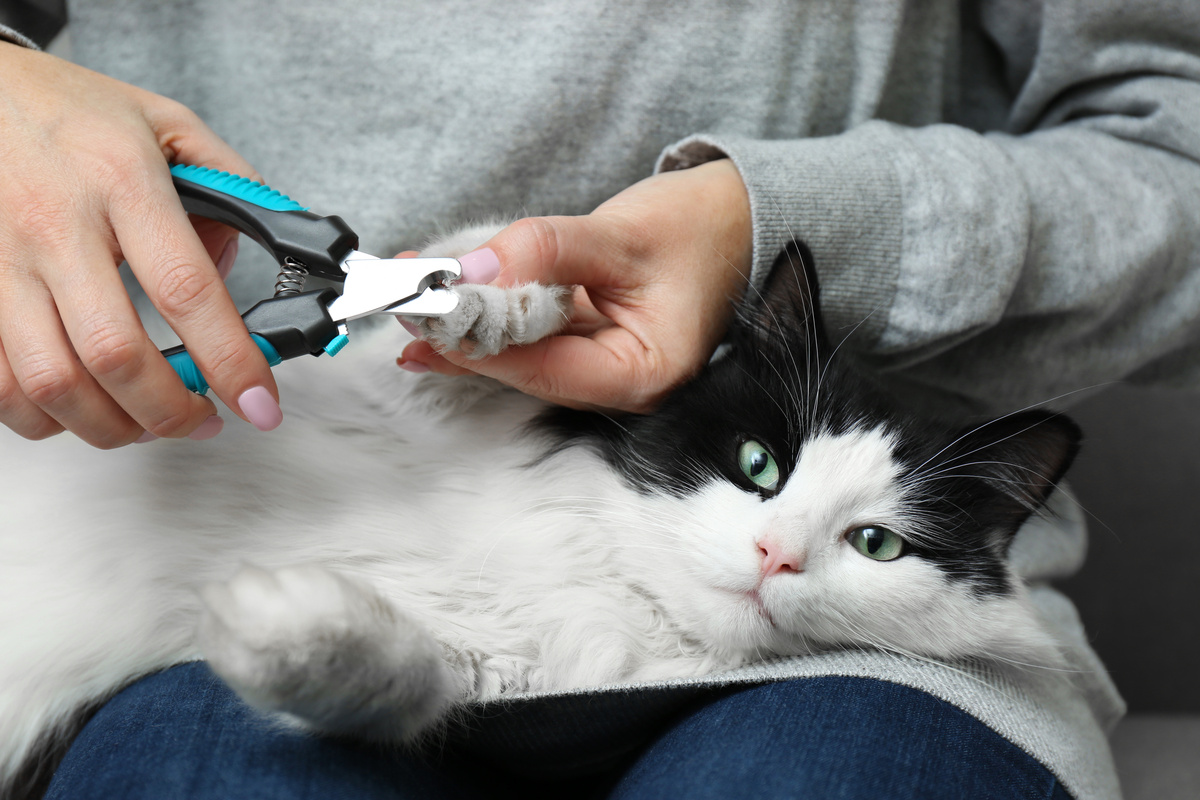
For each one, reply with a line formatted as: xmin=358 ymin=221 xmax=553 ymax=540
xmin=0 ymin=224 xmax=1079 ymax=797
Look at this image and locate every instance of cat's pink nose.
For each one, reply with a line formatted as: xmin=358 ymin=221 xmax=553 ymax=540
xmin=758 ymin=537 xmax=803 ymax=576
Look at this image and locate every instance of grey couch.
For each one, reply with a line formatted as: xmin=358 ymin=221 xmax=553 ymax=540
xmin=1063 ymin=386 xmax=1200 ymax=799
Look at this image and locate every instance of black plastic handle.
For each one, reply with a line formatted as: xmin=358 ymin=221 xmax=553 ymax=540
xmin=159 ymin=289 xmax=345 ymax=394
xmin=171 ymin=168 xmax=358 ymax=281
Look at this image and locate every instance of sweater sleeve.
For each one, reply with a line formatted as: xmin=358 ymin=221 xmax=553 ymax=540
xmin=0 ymin=0 xmax=65 ymax=49
xmin=659 ymin=0 xmax=1200 ymax=414
xmin=0 ymin=23 xmax=40 ymax=49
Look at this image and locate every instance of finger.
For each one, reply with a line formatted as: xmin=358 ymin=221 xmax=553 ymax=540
xmin=140 ymin=93 xmax=261 ymax=182
xmin=473 ymin=216 xmax=625 ymax=289
xmin=432 ymin=330 xmax=663 ymax=413
xmin=396 ymin=341 xmax=475 ymax=377
xmin=112 ymin=164 xmax=282 ymax=431
xmin=139 ymin=93 xmax=259 ymax=280
xmin=190 ymin=216 xmax=240 ymax=281
xmin=403 ymin=247 xmax=499 ymax=285
xmin=147 ymin=98 xmax=251 ymax=283
xmin=0 ymin=274 xmax=147 ymax=448
xmin=0 ymin=336 xmax=64 ymax=440
xmin=41 ymin=233 xmax=221 ymax=439
xmin=561 ymin=286 xmax=613 ymax=337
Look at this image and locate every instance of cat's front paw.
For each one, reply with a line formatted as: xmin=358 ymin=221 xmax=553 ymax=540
xmin=197 ymin=564 xmax=453 ymax=739
xmin=413 ymin=283 xmax=573 ymax=358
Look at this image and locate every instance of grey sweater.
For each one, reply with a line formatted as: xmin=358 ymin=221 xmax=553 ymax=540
xmin=11 ymin=0 xmax=1200 ymax=796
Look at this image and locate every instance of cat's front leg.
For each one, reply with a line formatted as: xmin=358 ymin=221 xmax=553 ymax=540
xmin=197 ymin=564 xmax=455 ymax=741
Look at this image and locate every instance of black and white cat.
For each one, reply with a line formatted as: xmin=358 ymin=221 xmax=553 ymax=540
xmin=0 ymin=225 xmax=1079 ymax=795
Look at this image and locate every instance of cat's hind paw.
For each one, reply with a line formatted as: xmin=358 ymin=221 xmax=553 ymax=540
xmin=197 ymin=564 xmax=453 ymax=740
xmin=410 ymin=283 xmax=573 ymax=358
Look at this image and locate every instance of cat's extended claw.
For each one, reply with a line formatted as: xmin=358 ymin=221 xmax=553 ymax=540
xmin=411 ymin=283 xmax=573 ymax=358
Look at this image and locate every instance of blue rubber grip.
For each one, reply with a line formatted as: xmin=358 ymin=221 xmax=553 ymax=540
xmin=169 ymin=165 xmax=309 ymax=212
xmin=166 ymin=335 xmax=283 ymax=395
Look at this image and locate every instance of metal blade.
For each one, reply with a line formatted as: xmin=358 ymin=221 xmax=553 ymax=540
xmin=384 ymin=286 xmax=459 ymax=317
xmin=325 ymin=254 xmax=461 ymax=322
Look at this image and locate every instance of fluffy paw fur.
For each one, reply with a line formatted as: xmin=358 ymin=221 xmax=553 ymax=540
xmin=405 ymin=221 xmax=573 ymax=357
xmin=415 ymin=283 xmax=573 ymax=357
xmin=197 ymin=564 xmax=453 ymax=740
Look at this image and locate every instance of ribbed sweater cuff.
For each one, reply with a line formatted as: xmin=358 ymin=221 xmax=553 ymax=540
xmin=656 ymin=125 xmax=902 ymax=348
xmin=0 ymin=23 xmax=40 ymax=49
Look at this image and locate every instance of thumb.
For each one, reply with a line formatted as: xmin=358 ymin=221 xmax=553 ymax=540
xmin=480 ymin=215 xmax=620 ymax=289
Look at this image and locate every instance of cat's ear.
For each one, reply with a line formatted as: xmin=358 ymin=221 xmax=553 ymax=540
xmin=952 ymin=410 xmax=1082 ymax=533
xmin=734 ymin=239 xmax=830 ymax=356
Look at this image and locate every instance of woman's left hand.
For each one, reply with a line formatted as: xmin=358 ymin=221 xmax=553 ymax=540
xmin=397 ymin=158 xmax=754 ymax=413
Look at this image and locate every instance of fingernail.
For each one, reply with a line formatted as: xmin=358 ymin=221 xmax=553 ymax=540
xmin=397 ymin=358 xmax=430 ymax=373
xmin=397 ymin=318 xmax=422 ymax=338
xmin=135 ymin=430 xmax=158 ymax=444
xmin=215 ymin=236 xmax=240 ymax=281
xmin=188 ymin=415 xmax=225 ymax=441
xmin=457 ymin=247 xmax=500 ymax=284
xmin=237 ymin=386 xmax=283 ymax=431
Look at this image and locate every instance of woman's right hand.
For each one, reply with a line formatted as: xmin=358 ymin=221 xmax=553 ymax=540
xmin=0 ymin=44 xmax=282 ymax=448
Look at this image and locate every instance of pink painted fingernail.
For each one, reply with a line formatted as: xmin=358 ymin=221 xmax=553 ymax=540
xmin=237 ymin=386 xmax=283 ymax=431
xmin=188 ymin=415 xmax=225 ymax=441
xmin=397 ymin=318 xmax=422 ymax=338
xmin=457 ymin=247 xmax=500 ymax=284
xmin=216 ymin=236 xmax=240 ymax=281
xmin=135 ymin=430 xmax=158 ymax=444
xmin=397 ymin=359 xmax=430 ymax=373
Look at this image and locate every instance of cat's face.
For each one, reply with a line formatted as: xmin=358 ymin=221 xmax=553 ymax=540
xmin=545 ymin=243 xmax=1078 ymax=669
xmin=618 ymin=418 xmax=1069 ymax=670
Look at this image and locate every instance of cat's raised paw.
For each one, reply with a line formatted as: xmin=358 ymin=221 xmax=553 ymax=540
xmin=410 ymin=283 xmax=573 ymax=358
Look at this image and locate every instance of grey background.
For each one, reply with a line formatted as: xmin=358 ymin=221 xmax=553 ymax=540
xmin=1060 ymin=386 xmax=1200 ymax=714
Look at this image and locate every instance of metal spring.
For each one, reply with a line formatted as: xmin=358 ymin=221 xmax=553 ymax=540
xmin=274 ymin=257 xmax=309 ymax=297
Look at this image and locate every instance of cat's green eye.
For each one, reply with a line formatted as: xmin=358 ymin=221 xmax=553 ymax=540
xmin=847 ymin=526 xmax=905 ymax=561
xmin=737 ymin=440 xmax=780 ymax=493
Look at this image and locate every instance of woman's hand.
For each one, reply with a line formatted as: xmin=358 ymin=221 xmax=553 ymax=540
xmin=398 ymin=158 xmax=753 ymax=412
xmin=0 ymin=44 xmax=281 ymax=448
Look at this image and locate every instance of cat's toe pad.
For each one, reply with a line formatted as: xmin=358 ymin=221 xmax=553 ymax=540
xmin=410 ymin=283 xmax=573 ymax=358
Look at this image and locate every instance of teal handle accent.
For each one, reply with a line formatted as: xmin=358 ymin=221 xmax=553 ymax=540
xmin=323 ymin=333 xmax=350 ymax=356
xmin=169 ymin=164 xmax=309 ymax=212
xmin=166 ymin=335 xmax=283 ymax=395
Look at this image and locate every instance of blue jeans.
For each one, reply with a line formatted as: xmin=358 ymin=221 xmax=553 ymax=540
xmin=46 ymin=663 xmax=1071 ymax=799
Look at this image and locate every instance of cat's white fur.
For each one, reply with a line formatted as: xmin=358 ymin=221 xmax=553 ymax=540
xmin=0 ymin=225 xmax=1062 ymax=788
